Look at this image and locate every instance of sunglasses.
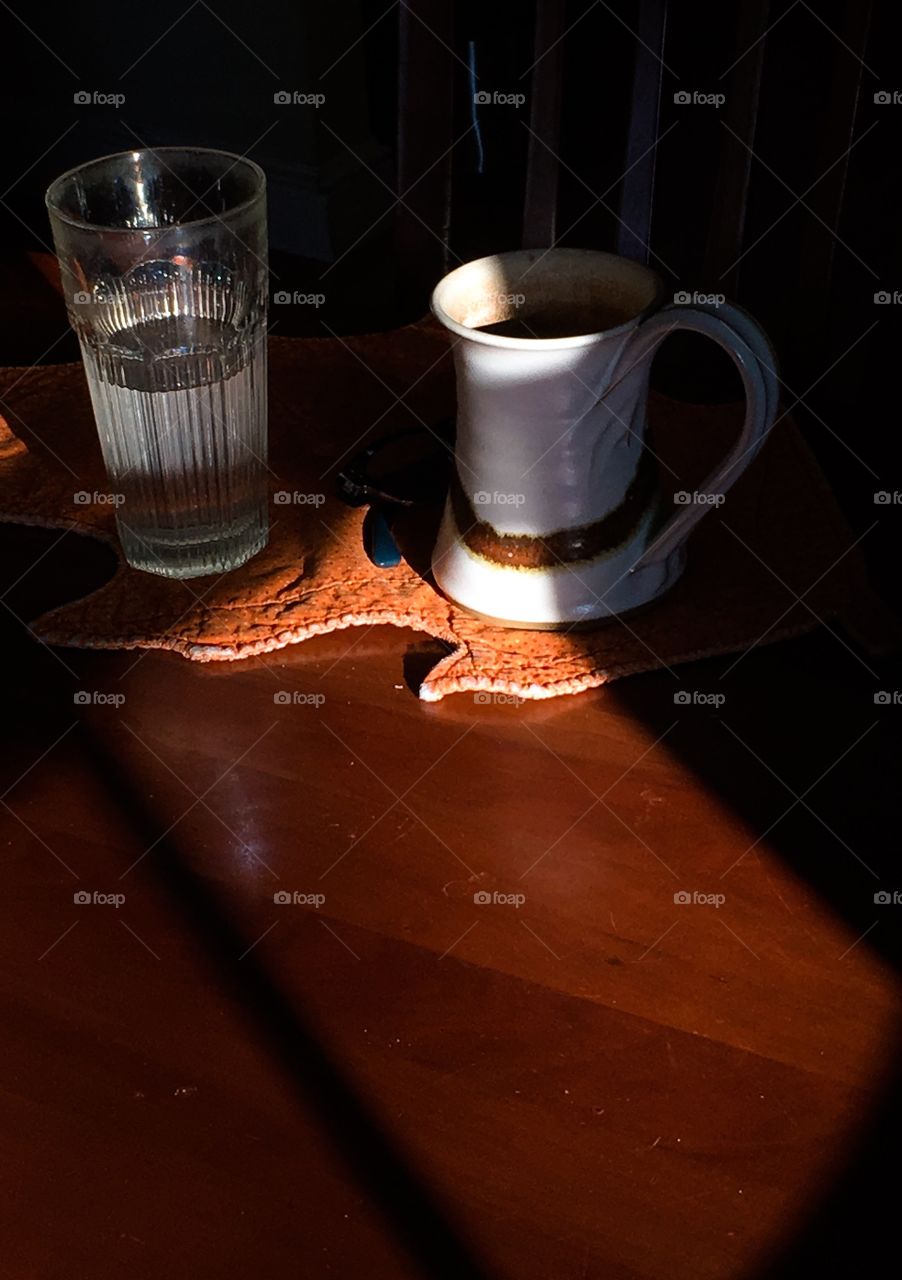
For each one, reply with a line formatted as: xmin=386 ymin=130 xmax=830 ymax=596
xmin=336 ymin=422 xmax=454 ymax=567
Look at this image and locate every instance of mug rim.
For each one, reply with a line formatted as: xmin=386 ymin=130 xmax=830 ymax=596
xmin=431 ymin=248 xmax=666 ymax=349
xmin=45 ymin=146 xmax=266 ymax=234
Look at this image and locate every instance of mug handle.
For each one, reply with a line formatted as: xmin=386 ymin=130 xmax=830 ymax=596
xmin=613 ymin=300 xmax=778 ymax=571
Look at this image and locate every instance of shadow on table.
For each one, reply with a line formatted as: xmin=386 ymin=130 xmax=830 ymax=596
xmin=601 ymin=630 xmax=902 ymax=1278
xmin=0 ymin=526 xmax=487 ymax=1280
xmin=5 ymin=518 xmax=902 ymax=1278
xmin=74 ymin=719 xmax=488 ymax=1279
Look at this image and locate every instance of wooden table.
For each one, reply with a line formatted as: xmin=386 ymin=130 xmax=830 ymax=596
xmin=2 ymin=523 xmax=900 ymax=1279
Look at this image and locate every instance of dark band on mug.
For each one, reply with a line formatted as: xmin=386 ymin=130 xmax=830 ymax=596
xmin=449 ymin=450 xmax=660 ymax=569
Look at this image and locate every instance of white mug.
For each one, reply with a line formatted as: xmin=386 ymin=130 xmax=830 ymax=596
xmin=430 ymin=248 xmax=778 ymax=627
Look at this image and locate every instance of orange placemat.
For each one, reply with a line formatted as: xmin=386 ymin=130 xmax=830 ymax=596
xmin=0 ymin=324 xmax=892 ymax=700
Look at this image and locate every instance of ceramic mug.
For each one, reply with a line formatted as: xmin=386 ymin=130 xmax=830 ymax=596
xmin=429 ymin=248 xmax=778 ymax=627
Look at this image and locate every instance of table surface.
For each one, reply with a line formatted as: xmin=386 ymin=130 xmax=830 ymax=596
xmin=2 ymin=516 xmax=901 ymax=1280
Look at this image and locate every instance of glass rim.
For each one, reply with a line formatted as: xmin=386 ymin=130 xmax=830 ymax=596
xmin=45 ymin=145 xmax=267 ymax=234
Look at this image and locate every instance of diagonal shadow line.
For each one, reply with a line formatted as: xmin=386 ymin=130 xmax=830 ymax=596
xmin=600 ymin=646 xmax=902 ymax=1280
xmin=75 ymin=719 xmax=489 ymax=1279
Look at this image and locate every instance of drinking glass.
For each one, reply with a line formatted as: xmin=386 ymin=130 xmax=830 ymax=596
xmin=47 ymin=147 xmax=269 ymax=578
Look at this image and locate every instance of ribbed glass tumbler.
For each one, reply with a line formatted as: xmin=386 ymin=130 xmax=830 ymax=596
xmin=47 ymin=147 xmax=269 ymax=578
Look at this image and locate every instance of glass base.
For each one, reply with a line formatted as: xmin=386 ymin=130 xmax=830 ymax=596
xmin=118 ymin=518 xmax=268 ymax=579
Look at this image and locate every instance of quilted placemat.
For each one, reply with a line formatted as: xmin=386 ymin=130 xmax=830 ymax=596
xmin=0 ymin=324 xmax=890 ymax=700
